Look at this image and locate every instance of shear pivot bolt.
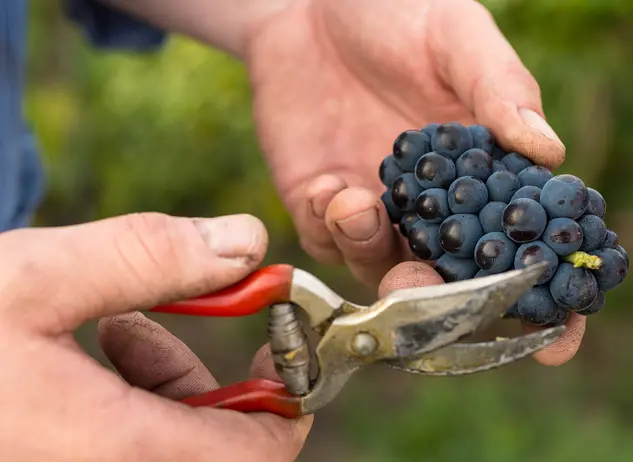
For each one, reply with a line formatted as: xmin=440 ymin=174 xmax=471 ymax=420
xmin=352 ymin=332 xmax=377 ymax=356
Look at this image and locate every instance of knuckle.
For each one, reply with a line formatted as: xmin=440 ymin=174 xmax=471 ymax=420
xmin=114 ymin=212 xmax=185 ymax=295
xmin=237 ymin=215 xmax=269 ymax=266
xmin=305 ymin=174 xmax=348 ymax=201
xmin=503 ymin=60 xmax=542 ymax=97
xmin=121 ymin=212 xmax=180 ymax=254
xmin=120 ymin=212 xmax=176 ymax=240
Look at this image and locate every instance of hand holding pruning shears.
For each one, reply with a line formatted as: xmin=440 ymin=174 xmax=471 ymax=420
xmin=0 ymin=212 xmax=564 ymax=461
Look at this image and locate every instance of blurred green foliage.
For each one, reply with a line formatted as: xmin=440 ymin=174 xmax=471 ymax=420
xmin=25 ymin=1 xmax=633 ymax=461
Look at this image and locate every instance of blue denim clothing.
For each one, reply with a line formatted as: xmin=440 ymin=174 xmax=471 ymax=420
xmin=1 ymin=1 xmax=166 ymax=232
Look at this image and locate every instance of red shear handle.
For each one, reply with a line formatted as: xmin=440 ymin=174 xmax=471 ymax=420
xmin=150 ymin=264 xmax=294 ymax=317
xmin=181 ymin=379 xmax=303 ymax=419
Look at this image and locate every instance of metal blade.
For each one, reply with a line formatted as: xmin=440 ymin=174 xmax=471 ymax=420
xmin=385 ymin=326 xmax=565 ymax=376
xmin=354 ymin=262 xmax=548 ymax=359
xmin=296 ymin=263 xmax=547 ymax=415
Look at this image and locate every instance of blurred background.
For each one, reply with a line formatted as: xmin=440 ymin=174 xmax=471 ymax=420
xmin=26 ymin=1 xmax=633 ymax=461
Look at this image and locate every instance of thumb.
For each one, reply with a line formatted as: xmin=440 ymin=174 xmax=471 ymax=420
xmin=429 ymin=0 xmax=565 ymax=169
xmin=0 ymin=212 xmax=268 ymax=335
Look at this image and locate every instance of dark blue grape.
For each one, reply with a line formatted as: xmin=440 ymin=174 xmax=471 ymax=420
xmin=439 ymin=214 xmax=484 ymax=258
xmin=601 ymin=230 xmax=619 ymax=249
xmin=421 ymin=123 xmax=439 ymax=138
xmin=469 ymin=125 xmax=495 ymax=154
xmin=415 ymin=188 xmax=450 ymax=224
xmin=486 ymin=171 xmax=520 ymax=203
xmin=518 ymin=286 xmax=559 ymax=326
xmin=379 ymin=155 xmax=405 ymax=186
xmin=391 ymin=173 xmax=423 ymax=211
xmin=414 ymin=152 xmax=456 ymax=189
xmin=385 ymin=123 xmax=627 ymax=314
xmin=475 ymin=269 xmax=495 ymax=278
xmin=455 ymin=149 xmax=493 ymax=181
xmin=492 ymin=160 xmax=508 ymax=173
xmin=577 ymin=215 xmax=607 ymax=252
xmin=381 ymin=190 xmax=404 ymax=223
xmin=511 ymin=185 xmax=541 ymax=202
xmin=542 ymin=218 xmax=583 ymax=256
xmin=408 ymin=220 xmax=444 ymax=260
xmin=545 ymin=308 xmax=570 ymax=327
xmin=517 ymin=165 xmax=553 ymax=188
xmin=503 ymin=303 xmax=520 ymax=319
xmin=447 ymin=176 xmax=489 ymax=214
xmin=502 ymin=198 xmax=548 ymax=243
xmin=550 ymin=263 xmax=599 ymax=312
xmin=491 ymin=146 xmax=506 ymax=161
xmin=399 ymin=213 xmax=419 ymax=238
xmin=585 ymin=187 xmax=606 ymax=218
xmin=479 ymin=201 xmax=506 ymax=234
xmin=431 ymin=123 xmax=474 ymax=160
xmin=474 ymin=232 xmax=517 ymax=273
xmin=590 ymin=248 xmax=628 ymax=291
xmin=616 ymin=245 xmax=629 ymax=269
xmin=434 ymin=254 xmax=479 ymax=282
xmin=577 ymin=291 xmax=605 ymax=316
xmin=393 ymin=130 xmax=431 ymax=171
xmin=501 ymin=152 xmax=533 ymax=174
xmin=540 ymin=174 xmax=589 ymax=219
xmin=514 ymin=241 xmax=559 ymax=285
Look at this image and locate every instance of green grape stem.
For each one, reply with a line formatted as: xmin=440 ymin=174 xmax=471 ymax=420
xmin=563 ymin=251 xmax=602 ymax=269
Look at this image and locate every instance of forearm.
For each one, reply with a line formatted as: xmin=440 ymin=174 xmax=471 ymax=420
xmin=98 ymin=0 xmax=293 ymax=59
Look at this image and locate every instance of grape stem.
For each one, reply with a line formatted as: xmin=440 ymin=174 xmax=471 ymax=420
xmin=562 ymin=251 xmax=602 ymax=269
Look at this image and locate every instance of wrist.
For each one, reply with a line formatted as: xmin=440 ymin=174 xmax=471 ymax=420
xmin=100 ymin=0 xmax=297 ymax=59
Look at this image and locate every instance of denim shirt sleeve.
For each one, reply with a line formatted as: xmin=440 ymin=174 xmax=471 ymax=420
xmin=64 ymin=0 xmax=167 ymax=51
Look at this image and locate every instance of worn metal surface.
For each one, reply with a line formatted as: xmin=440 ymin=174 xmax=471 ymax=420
xmin=268 ymin=303 xmax=312 ymax=396
xmin=296 ymin=263 xmax=549 ymax=414
xmin=289 ymin=268 xmax=363 ymax=331
xmin=386 ymin=325 xmax=565 ymax=375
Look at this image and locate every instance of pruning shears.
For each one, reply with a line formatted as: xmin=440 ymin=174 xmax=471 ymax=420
xmin=149 ymin=262 xmax=563 ymax=419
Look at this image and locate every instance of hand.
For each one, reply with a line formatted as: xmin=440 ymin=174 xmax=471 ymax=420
xmin=0 ymin=213 xmax=311 ymax=461
xmin=246 ymin=0 xmax=581 ymax=365
xmin=248 ymin=0 xmax=564 ymax=285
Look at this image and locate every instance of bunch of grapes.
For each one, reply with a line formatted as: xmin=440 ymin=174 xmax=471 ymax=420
xmin=380 ymin=123 xmax=629 ymax=327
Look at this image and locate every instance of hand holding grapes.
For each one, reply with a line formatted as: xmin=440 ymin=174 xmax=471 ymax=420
xmin=244 ymin=0 xmax=590 ymax=365
xmin=247 ymin=0 xmax=564 ymax=285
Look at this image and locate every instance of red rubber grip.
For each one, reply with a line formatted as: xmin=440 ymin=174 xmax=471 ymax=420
xmin=150 ymin=264 xmax=294 ymax=317
xmin=181 ymin=379 xmax=303 ymax=419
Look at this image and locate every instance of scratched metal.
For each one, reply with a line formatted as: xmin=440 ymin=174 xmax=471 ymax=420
xmin=296 ymin=263 xmax=548 ymax=414
xmin=386 ymin=325 xmax=565 ymax=376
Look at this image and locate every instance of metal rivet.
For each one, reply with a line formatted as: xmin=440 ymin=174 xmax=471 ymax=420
xmin=352 ymin=332 xmax=377 ymax=356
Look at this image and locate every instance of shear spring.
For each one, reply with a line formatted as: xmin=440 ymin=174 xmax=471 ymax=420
xmin=268 ymin=303 xmax=311 ymax=396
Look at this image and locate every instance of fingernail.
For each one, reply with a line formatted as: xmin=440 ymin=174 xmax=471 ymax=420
xmin=518 ymin=107 xmax=564 ymax=146
xmin=309 ymin=196 xmax=330 ymax=219
xmin=194 ymin=214 xmax=267 ymax=259
xmin=307 ymin=175 xmax=348 ymax=218
xmin=335 ymin=206 xmax=380 ymax=241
